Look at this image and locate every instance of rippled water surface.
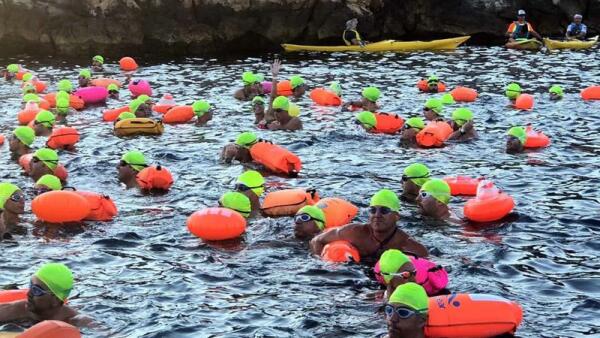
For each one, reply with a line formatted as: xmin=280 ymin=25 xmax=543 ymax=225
xmin=1 ymin=46 xmax=599 ymax=337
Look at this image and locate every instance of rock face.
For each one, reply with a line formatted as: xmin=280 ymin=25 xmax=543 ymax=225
xmin=0 ymin=0 xmax=597 ymax=56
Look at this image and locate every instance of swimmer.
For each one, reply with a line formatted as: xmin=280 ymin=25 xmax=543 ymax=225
xmin=566 ymin=14 xmax=587 ymax=40
xmin=378 ymin=249 xmax=417 ymax=300
xmin=399 ymin=117 xmax=425 ymax=146
xmin=0 ymin=183 xmax=25 ymax=239
xmin=22 ymin=83 xmax=36 ymax=95
xmin=401 ymin=163 xmax=430 ymax=202
xmin=262 ymin=60 xmax=302 ymax=131
xmin=57 ymin=79 xmax=73 ymax=94
xmin=91 ymin=55 xmax=104 ymax=72
xmin=426 ymin=75 xmax=441 ymax=92
xmin=34 ymin=175 xmax=62 ymax=195
xmin=383 ymin=283 xmax=429 ymax=338
xmin=289 ymin=75 xmax=307 ymax=98
xmin=355 ymin=111 xmax=376 ymax=132
xmin=441 ymin=93 xmax=455 ymax=106
xmin=342 ymin=86 xmax=380 ymax=112
xmin=310 ymin=189 xmax=428 ymax=264
xmin=252 ymin=96 xmax=266 ymax=124
xmin=505 ymin=83 xmax=521 ymax=101
xmin=294 ymin=205 xmax=326 ymax=240
xmin=117 ymin=151 xmax=147 ymax=189
xmin=234 ymin=71 xmax=263 ymax=101
xmin=32 ymin=110 xmax=56 ymax=137
xmin=342 ymin=18 xmax=366 ymax=46
xmin=9 ymin=126 xmax=35 ymax=159
xmin=4 ymin=64 xmax=19 ymax=81
xmin=30 ymin=149 xmax=60 ymax=183
xmin=220 ymin=132 xmax=256 ymax=164
xmin=192 ymin=100 xmax=213 ymax=126
xmin=54 ymin=96 xmax=73 ymax=121
xmin=234 ymin=170 xmax=265 ymax=217
xmin=416 ymin=179 xmax=451 ymax=219
xmin=129 ymin=99 xmax=149 ymax=118
xmin=107 ymin=84 xmax=119 ymax=99
xmin=448 ymin=108 xmax=477 ymax=141
xmin=506 ymin=126 xmax=526 ymax=154
xmin=549 ymin=85 xmax=563 ymax=101
xmin=78 ymin=69 xmax=92 ymax=88
xmin=423 ymin=98 xmax=444 ymax=121
xmin=218 ymin=191 xmax=252 ymax=218
xmin=0 ymin=263 xmax=91 ymax=327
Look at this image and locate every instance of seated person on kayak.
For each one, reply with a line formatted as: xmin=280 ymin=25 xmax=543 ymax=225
xmin=566 ymin=14 xmax=587 ymax=40
xmin=0 ymin=183 xmax=25 ymax=240
xmin=261 ymin=59 xmax=302 ymax=131
xmin=383 ymin=283 xmax=429 ymax=338
xmin=234 ymin=71 xmax=263 ymax=101
xmin=343 ymin=18 xmax=366 ymax=46
xmin=0 ymin=263 xmax=91 ymax=327
xmin=310 ymin=189 xmax=428 ymax=264
xmin=342 ymin=86 xmax=380 ymax=112
xmin=506 ymin=10 xmax=541 ymax=42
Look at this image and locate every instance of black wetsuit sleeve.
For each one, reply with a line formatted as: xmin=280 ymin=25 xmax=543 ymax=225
xmin=344 ymin=30 xmax=357 ymax=43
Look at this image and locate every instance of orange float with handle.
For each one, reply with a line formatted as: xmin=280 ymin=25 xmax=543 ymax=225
xmin=90 ymin=78 xmax=122 ymax=88
xmin=425 ymin=293 xmax=523 ymax=338
xmin=249 ymin=141 xmax=302 ymax=176
xmin=119 ymin=57 xmax=138 ymax=71
xmin=31 ymin=191 xmax=91 ymax=223
xmin=19 ymin=154 xmax=68 ymax=181
xmin=450 ymin=86 xmax=478 ymax=102
xmin=136 ymin=165 xmax=174 ymax=191
xmin=321 ymin=240 xmax=361 ymax=263
xmin=417 ymin=79 xmax=447 ymax=93
xmin=22 ymin=79 xmax=47 ymax=93
xmin=309 ymin=88 xmax=342 ymax=106
xmin=46 ymin=127 xmax=80 ymax=150
xmin=74 ymin=191 xmax=118 ymax=221
xmin=276 ymin=80 xmax=293 ymax=96
xmin=515 ymin=94 xmax=534 ymax=110
xmin=187 ymin=207 xmax=246 ymax=241
xmin=261 ymin=188 xmax=319 ymax=217
xmin=373 ymin=112 xmax=404 ymax=134
xmin=17 ymin=320 xmax=81 ymax=338
xmin=524 ymin=125 xmax=550 ymax=148
xmin=15 ymin=71 xmax=27 ymax=81
xmin=581 ymin=85 xmax=600 ymax=100
xmin=162 ymin=105 xmax=194 ymax=124
xmin=443 ymin=176 xmax=483 ymax=196
xmin=102 ymin=106 xmax=129 ymax=121
xmin=0 ymin=134 xmax=4 ymax=145
xmin=416 ymin=121 xmax=453 ymax=148
xmin=0 ymin=289 xmax=28 ymax=303
xmin=43 ymin=93 xmax=85 ymax=110
xmin=17 ymin=104 xmax=40 ymax=125
xmin=464 ymin=181 xmax=514 ymax=222
xmin=316 ymin=197 xmax=358 ymax=228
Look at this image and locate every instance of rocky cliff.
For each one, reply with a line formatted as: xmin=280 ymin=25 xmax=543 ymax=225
xmin=0 ymin=0 xmax=597 ymax=56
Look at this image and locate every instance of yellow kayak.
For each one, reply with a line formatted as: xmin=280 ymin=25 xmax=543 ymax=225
xmin=282 ymin=36 xmax=470 ymax=52
xmin=544 ymin=36 xmax=598 ymax=50
xmin=505 ymin=39 xmax=543 ymax=50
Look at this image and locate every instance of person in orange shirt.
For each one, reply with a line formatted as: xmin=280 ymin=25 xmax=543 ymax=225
xmin=506 ymin=10 xmax=541 ymax=42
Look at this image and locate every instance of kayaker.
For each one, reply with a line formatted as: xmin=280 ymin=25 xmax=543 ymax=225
xmin=566 ymin=14 xmax=587 ymax=40
xmin=343 ymin=18 xmax=365 ymax=46
xmin=506 ymin=10 xmax=541 ymax=42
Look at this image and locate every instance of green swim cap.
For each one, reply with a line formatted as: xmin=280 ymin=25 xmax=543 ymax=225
xmin=288 ymin=103 xmax=300 ymax=117
xmin=370 ymin=189 xmax=400 ymax=212
xmin=389 ymin=282 xmax=429 ymax=313
xmin=329 ymin=81 xmax=342 ymax=97
xmin=290 ymin=75 xmax=305 ymax=89
xmin=56 ymin=97 xmax=70 ymax=109
xmin=235 ymin=132 xmax=258 ymax=148
xmin=137 ymin=95 xmax=150 ymax=103
xmin=219 ymin=191 xmax=251 ymax=218
xmin=121 ymin=151 xmax=147 ymax=172
xmin=34 ymin=148 xmax=59 ymax=170
xmin=420 ymin=178 xmax=451 ymax=205
xmin=242 ymin=71 xmax=257 ymax=85
xmin=549 ymin=85 xmax=563 ymax=98
xmin=405 ymin=117 xmax=425 ymax=130
xmin=237 ymin=170 xmax=265 ymax=197
xmin=192 ymin=100 xmax=211 ymax=116
xmin=451 ymin=108 xmax=473 ymax=126
xmin=35 ymin=110 xmax=56 ymax=128
xmin=296 ymin=205 xmax=326 ymax=230
xmin=441 ymin=93 xmax=455 ymax=105
xmin=427 ymin=75 xmax=439 ymax=84
xmin=379 ymin=249 xmax=411 ymax=284
xmin=403 ymin=163 xmax=430 ymax=187
xmin=7 ymin=64 xmax=19 ymax=73
xmin=22 ymin=73 xmax=33 ymax=82
xmin=56 ymin=90 xmax=69 ymax=101
xmin=252 ymin=96 xmax=265 ymax=105
xmin=356 ymin=111 xmax=376 ymax=129
xmin=129 ymin=99 xmax=143 ymax=114
xmin=424 ymin=98 xmax=443 ymax=114
xmin=13 ymin=126 xmax=35 ymax=146
xmin=362 ymin=86 xmax=380 ymax=102
xmin=118 ymin=112 xmax=136 ymax=120
xmin=272 ymin=96 xmax=289 ymax=111
xmin=23 ymin=93 xmax=40 ymax=103
xmin=505 ymin=83 xmax=521 ymax=100
xmin=36 ymin=174 xmax=62 ymax=191
xmin=507 ymin=126 xmax=526 ymax=145
xmin=0 ymin=183 xmax=21 ymax=209
xmin=107 ymin=84 xmax=118 ymax=92
xmin=58 ymin=80 xmax=73 ymax=93
xmin=22 ymin=83 xmax=35 ymax=94
xmin=92 ymin=55 xmax=104 ymax=64
xmin=79 ymin=69 xmax=91 ymax=79
xmin=35 ymin=263 xmax=73 ymax=302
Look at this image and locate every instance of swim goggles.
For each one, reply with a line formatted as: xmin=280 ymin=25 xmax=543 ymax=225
xmin=294 ymin=213 xmax=325 ymax=225
xmin=369 ymin=206 xmax=392 ymax=215
xmin=384 ymin=304 xmax=426 ymax=319
xmin=29 ymin=283 xmax=49 ymax=297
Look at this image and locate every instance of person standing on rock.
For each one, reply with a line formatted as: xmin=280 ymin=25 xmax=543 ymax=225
xmin=506 ymin=10 xmax=541 ymax=42
xmin=343 ymin=18 xmax=366 ymax=46
xmin=566 ymin=14 xmax=587 ymax=40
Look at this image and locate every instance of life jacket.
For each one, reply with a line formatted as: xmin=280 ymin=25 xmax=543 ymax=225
xmin=568 ymin=23 xmax=584 ymax=35
xmin=342 ymin=29 xmax=362 ymax=46
xmin=509 ymin=21 xmax=532 ymax=39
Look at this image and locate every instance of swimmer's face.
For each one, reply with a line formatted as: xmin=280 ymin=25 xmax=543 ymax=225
xmin=30 ymin=158 xmax=54 ymax=182
xmin=402 ymin=179 xmax=421 ymax=201
xmin=574 ymin=16 xmax=582 ymax=24
xmin=423 ymin=108 xmax=438 ymax=121
xmin=416 ymin=192 xmax=447 ymax=217
xmin=274 ymin=109 xmax=288 ymax=120
xmin=399 ymin=127 xmax=419 ymax=143
xmin=549 ymin=93 xmax=560 ymax=101
xmin=253 ymin=104 xmax=265 ymax=122
xmin=9 ymin=135 xmax=26 ymax=152
xmin=293 ymin=218 xmax=321 ymax=240
xmin=33 ymin=122 xmax=51 ymax=136
xmin=387 ymin=262 xmax=417 ymax=291
xmin=117 ymin=161 xmax=137 ymax=183
xmin=27 ymin=276 xmax=61 ymax=315
xmin=78 ymin=77 xmax=89 ymax=86
xmin=385 ymin=304 xmax=427 ymax=338
xmin=4 ymin=190 xmax=25 ymax=214
xmin=368 ymin=206 xmax=399 ymax=232
xmin=293 ymin=85 xmax=306 ymax=97
xmin=506 ymin=136 xmax=523 ymax=154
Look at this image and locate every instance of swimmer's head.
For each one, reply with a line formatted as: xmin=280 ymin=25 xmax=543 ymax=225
xmin=219 ymin=191 xmax=252 ymax=218
xmin=272 ymin=96 xmax=290 ymax=112
xmin=192 ymin=100 xmax=211 ymax=117
xmin=505 ymin=83 xmax=521 ymax=100
xmin=236 ymin=170 xmax=265 ymax=197
xmin=451 ymin=108 xmax=473 ymax=127
xmin=362 ymin=86 xmax=381 ymax=102
xmin=79 ymin=69 xmax=91 ymax=79
xmin=235 ymin=132 xmax=258 ymax=148
xmin=356 ymin=111 xmax=376 ymax=130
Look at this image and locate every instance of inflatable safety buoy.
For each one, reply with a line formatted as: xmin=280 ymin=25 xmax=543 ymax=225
xmin=17 ymin=320 xmax=81 ymax=338
xmin=443 ymin=176 xmax=482 ymax=196
xmin=114 ymin=118 xmax=164 ymax=137
xmin=514 ymin=94 xmax=534 ymax=110
xmin=416 ymin=121 xmax=453 ymax=148
xmin=0 ymin=134 xmax=4 ymax=146
xmin=120 ymin=57 xmax=138 ymax=71
xmin=43 ymin=93 xmax=85 ymax=110
xmin=309 ymin=88 xmax=342 ymax=106
xmin=102 ymin=106 xmax=130 ymax=121
xmin=0 ymin=289 xmax=28 ymax=303
xmin=417 ymin=79 xmax=447 ymax=93
xmin=32 ymin=191 xmax=91 ymax=223
xmin=581 ymin=85 xmax=600 ymax=100
xmin=261 ymin=188 xmax=319 ymax=217
xmin=19 ymin=154 xmax=68 ymax=181
xmin=524 ymin=126 xmax=550 ymax=148
xmin=136 ymin=165 xmax=174 ymax=191
xmin=17 ymin=104 xmax=40 ymax=125
xmin=73 ymin=86 xmax=108 ymax=104
xmin=450 ymin=86 xmax=478 ymax=102
xmin=74 ymin=191 xmax=118 ymax=221
xmin=315 ymin=197 xmax=358 ymax=228
xmin=425 ymin=294 xmax=523 ymax=338
xmin=249 ymin=141 xmax=302 ymax=176
xmin=373 ymin=113 xmax=404 ymax=134
xmin=276 ymin=80 xmax=293 ymax=96
xmin=22 ymin=79 xmax=47 ymax=93
xmin=90 ymin=78 xmax=122 ymax=88
xmin=46 ymin=127 xmax=80 ymax=150
xmin=187 ymin=207 xmax=246 ymax=241
xmin=373 ymin=257 xmax=449 ymax=296
xmin=162 ymin=106 xmax=194 ymax=124
xmin=128 ymin=79 xmax=152 ymax=98
xmin=464 ymin=182 xmax=514 ymax=222
xmin=321 ymin=241 xmax=360 ymax=263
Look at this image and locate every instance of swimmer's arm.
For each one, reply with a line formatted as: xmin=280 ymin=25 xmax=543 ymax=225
xmin=286 ymin=118 xmax=302 ymax=131
xmin=404 ymin=237 xmax=429 ymax=258
xmin=69 ymin=314 xmax=95 ymax=328
xmin=0 ymin=301 xmax=28 ymax=323
xmin=0 ymin=220 xmax=6 ymax=239
xmin=342 ymin=101 xmax=362 ymax=111
xmin=310 ymin=223 xmax=360 ymax=255
xmin=266 ymin=59 xmax=281 ymax=122
xmin=233 ymin=89 xmax=245 ymax=100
